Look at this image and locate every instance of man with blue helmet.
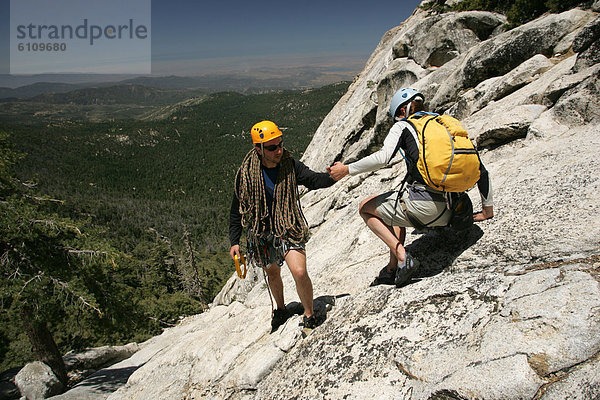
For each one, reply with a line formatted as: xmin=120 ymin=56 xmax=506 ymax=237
xmin=328 ymin=88 xmax=494 ymax=287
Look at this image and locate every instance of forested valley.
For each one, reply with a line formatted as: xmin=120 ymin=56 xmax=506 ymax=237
xmin=0 ymin=81 xmax=349 ymax=373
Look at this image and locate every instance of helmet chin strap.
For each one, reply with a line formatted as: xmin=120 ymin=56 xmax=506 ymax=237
xmin=255 ymin=143 xmax=264 ymax=157
xmin=395 ymin=102 xmax=412 ymax=121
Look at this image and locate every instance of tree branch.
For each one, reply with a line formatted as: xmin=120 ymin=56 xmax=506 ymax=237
xmin=8 ymin=266 xmax=22 ymax=280
xmin=20 ymin=271 xmax=43 ymax=292
xmin=49 ymin=277 xmax=102 ymax=316
xmin=5 ymin=236 xmax=103 ymax=316
xmin=15 ymin=265 xmax=103 ymax=317
xmin=148 ymin=316 xmax=177 ymax=327
xmin=66 ymin=249 xmax=106 ymax=256
xmin=25 ymin=194 xmax=65 ymax=204
xmin=31 ymin=220 xmax=82 ymax=235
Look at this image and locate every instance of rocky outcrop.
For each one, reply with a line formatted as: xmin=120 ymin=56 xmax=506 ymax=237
xmin=426 ymin=9 xmax=595 ymax=111
xmin=4 ymin=344 xmax=142 ymax=400
xmin=15 ymin=362 xmax=63 ymax=400
xmin=572 ymin=16 xmax=600 ymax=71
xmin=446 ymin=53 xmax=555 ymax=120
xmin=56 ymin=4 xmax=600 ymax=400
xmin=392 ymin=11 xmax=506 ymax=68
xmin=62 ymin=344 xmax=139 ymax=386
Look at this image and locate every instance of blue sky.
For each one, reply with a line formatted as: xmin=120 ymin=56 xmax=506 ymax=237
xmin=1 ymin=0 xmax=421 ymax=77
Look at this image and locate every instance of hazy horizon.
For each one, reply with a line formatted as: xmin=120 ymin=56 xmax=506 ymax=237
xmin=1 ymin=0 xmax=421 ymax=87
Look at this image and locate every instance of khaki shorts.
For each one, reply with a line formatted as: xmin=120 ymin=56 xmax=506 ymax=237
xmin=375 ymin=184 xmax=452 ymax=228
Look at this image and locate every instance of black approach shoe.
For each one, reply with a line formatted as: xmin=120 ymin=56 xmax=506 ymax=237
xmin=395 ymin=253 xmax=420 ymax=288
xmin=370 ymin=265 xmax=396 ymax=286
xmin=271 ymin=308 xmax=291 ymax=333
xmin=302 ymin=314 xmax=320 ymax=330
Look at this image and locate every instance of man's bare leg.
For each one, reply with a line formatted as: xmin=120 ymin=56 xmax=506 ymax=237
xmin=264 ymin=263 xmax=285 ymax=310
xmin=285 ymin=249 xmax=314 ymax=318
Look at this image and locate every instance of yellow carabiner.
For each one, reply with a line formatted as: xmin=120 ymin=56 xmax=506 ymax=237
xmin=234 ymin=254 xmax=247 ymax=279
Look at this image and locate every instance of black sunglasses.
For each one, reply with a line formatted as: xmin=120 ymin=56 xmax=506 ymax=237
xmin=262 ymin=141 xmax=284 ymax=151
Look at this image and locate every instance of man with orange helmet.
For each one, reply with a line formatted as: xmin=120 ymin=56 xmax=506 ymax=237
xmin=229 ymin=120 xmax=335 ymax=332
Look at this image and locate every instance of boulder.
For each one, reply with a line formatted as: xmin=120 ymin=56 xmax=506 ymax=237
xmin=573 ymin=16 xmax=600 ymax=72
xmin=536 ymin=62 xmax=600 ymax=107
xmin=462 ymin=54 xmax=600 ymax=146
xmin=62 ymin=344 xmax=139 ymax=385
xmin=468 ymin=104 xmax=547 ymax=147
xmin=212 ymin=262 xmax=263 ymax=306
xmin=572 ymin=15 xmax=600 ymax=53
xmin=547 ymin=72 xmax=600 ymax=126
xmin=15 ymin=362 xmax=63 ymax=400
xmin=447 ymin=54 xmax=555 ymax=119
xmin=392 ymin=12 xmax=506 ymax=68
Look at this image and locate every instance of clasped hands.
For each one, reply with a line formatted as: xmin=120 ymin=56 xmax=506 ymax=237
xmin=326 ymin=161 xmax=349 ymax=181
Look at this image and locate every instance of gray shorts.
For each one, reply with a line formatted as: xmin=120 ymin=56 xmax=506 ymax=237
xmin=260 ymin=234 xmax=305 ymax=268
xmin=375 ymin=184 xmax=452 ymax=228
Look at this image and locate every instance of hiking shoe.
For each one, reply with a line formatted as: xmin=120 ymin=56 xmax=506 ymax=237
xmin=395 ymin=253 xmax=420 ymax=288
xmin=302 ymin=314 xmax=320 ymax=330
xmin=271 ymin=308 xmax=291 ymax=333
xmin=370 ymin=265 xmax=396 ymax=286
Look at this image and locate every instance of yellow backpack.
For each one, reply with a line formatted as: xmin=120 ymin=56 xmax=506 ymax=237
xmin=406 ymin=113 xmax=480 ymax=192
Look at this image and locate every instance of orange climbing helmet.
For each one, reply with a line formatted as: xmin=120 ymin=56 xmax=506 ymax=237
xmin=251 ymin=120 xmax=282 ymax=144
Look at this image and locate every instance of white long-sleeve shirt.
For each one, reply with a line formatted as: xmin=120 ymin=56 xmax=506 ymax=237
xmin=348 ymin=120 xmax=494 ymax=207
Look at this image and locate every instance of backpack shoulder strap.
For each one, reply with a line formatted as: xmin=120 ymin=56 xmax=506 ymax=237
xmin=388 ymin=122 xmax=420 ymax=164
xmin=389 ymin=126 xmax=409 ymax=165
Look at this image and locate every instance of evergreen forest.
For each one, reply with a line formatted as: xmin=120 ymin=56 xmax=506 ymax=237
xmin=0 ymin=81 xmax=349 ymax=373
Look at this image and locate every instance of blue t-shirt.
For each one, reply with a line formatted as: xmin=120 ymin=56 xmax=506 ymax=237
xmin=262 ymin=165 xmax=279 ymax=212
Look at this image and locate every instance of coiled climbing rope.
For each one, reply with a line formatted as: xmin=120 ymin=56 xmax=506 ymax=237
xmin=235 ymin=148 xmax=310 ymax=267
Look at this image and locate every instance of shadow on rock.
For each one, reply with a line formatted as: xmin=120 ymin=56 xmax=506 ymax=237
xmin=406 ymin=224 xmax=484 ymax=280
xmin=286 ymin=294 xmax=350 ymax=325
xmin=0 ymin=367 xmax=21 ymax=400
xmin=70 ymin=365 xmax=140 ymax=393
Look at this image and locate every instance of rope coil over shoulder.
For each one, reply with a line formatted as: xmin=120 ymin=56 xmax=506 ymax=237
xmin=235 ymin=148 xmax=310 ymax=267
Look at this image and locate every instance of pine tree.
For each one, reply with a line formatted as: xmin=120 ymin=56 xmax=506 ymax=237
xmin=0 ymin=132 xmax=115 ymax=385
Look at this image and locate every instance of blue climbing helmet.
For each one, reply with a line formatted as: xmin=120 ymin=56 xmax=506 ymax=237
xmin=389 ymin=88 xmax=425 ymax=118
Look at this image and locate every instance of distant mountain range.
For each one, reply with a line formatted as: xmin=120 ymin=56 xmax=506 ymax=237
xmin=23 ymin=84 xmax=205 ymax=107
xmin=0 ymin=81 xmax=87 ymax=99
xmin=0 ymin=66 xmax=361 ymax=100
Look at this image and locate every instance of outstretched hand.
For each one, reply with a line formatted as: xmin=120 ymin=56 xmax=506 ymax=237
xmin=473 ymin=206 xmax=494 ymax=222
xmin=327 ymin=161 xmax=349 ymax=181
